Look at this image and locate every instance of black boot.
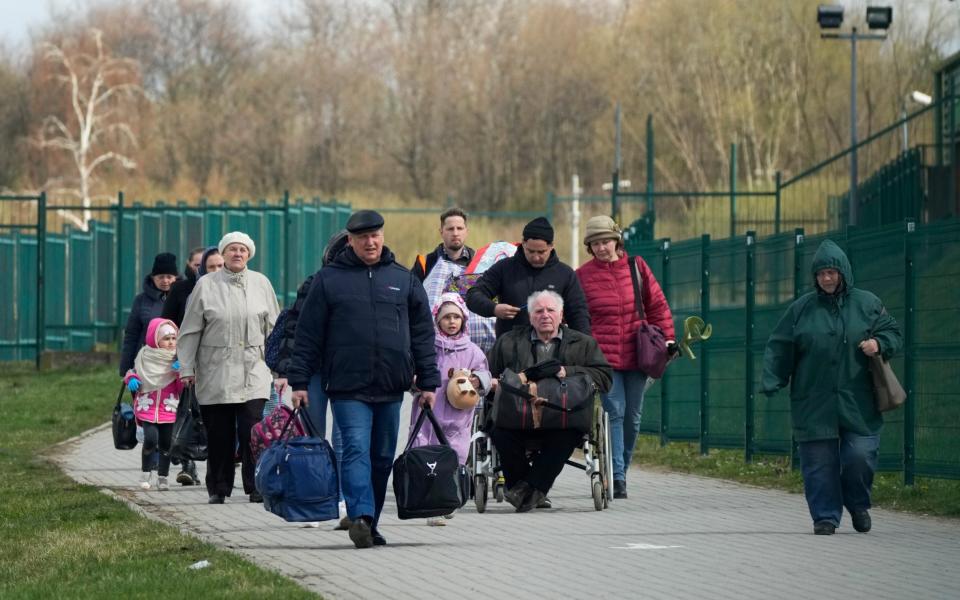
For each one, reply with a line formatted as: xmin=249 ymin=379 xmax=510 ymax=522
xmin=613 ymin=479 xmax=628 ymax=499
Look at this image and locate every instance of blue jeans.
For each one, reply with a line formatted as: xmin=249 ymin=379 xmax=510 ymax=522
xmin=798 ymin=430 xmax=879 ymax=526
xmin=330 ymin=396 xmax=402 ymax=528
xmin=305 ymin=374 xmax=343 ymax=499
xmin=601 ymin=370 xmax=648 ymax=482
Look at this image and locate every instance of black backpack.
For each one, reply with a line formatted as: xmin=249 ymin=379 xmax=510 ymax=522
xmin=392 ymin=405 xmax=469 ymax=519
xmin=264 ymin=308 xmax=289 ymax=372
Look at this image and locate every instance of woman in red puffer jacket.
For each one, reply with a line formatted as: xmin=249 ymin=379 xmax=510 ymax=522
xmin=576 ymin=215 xmax=674 ymax=500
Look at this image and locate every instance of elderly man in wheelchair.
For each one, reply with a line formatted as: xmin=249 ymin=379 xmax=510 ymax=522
xmin=486 ymin=290 xmax=613 ymax=512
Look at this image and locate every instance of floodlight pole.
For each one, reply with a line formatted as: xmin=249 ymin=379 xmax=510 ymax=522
xmin=822 ymin=27 xmax=886 ymax=227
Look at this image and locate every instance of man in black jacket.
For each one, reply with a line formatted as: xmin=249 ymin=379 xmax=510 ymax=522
xmin=467 ymin=216 xmax=590 ymax=338
xmin=411 ymin=206 xmax=474 ymax=282
xmin=288 ymin=210 xmax=439 ymax=549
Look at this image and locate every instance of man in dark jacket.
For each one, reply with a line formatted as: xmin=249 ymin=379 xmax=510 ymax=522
xmin=411 ymin=207 xmax=474 ymax=282
xmin=488 ymin=290 xmax=612 ymax=512
xmin=289 ymin=210 xmax=439 ymax=549
xmin=467 ymin=216 xmax=590 ymax=338
xmin=762 ymin=239 xmax=901 ymax=536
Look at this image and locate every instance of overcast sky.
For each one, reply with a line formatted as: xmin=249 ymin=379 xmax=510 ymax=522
xmin=0 ymin=0 xmax=279 ymax=55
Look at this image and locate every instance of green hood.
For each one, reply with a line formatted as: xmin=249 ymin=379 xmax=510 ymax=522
xmin=811 ymin=239 xmax=854 ymax=291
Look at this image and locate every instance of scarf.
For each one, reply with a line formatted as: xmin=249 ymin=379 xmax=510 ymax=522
xmin=227 ymin=267 xmax=247 ymax=289
xmin=134 ymin=346 xmax=177 ymax=392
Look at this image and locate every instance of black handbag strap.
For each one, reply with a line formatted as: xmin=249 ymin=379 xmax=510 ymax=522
xmin=115 ymin=381 xmax=126 ymax=407
xmin=628 ymin=256 xmax=647 ymax=321
xmin=404 ymin=404 xmax=451 ymax=452
xmin=498 ymin=378 xmax=591 ymax=414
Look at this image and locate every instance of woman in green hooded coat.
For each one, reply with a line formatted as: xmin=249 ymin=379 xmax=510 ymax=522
xmin=762 ymin=239 xmax=902 ymax=535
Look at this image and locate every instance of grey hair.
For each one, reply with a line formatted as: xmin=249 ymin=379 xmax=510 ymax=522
xmin=527 ymin=290 xmax=564 ymax=315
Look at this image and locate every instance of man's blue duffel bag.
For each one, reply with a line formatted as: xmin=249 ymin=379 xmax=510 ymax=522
xmin=254 ymin=408 xmax=339 ymax=522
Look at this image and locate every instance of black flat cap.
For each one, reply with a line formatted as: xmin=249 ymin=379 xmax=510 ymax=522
xmin=345 ymin=210 xmax=385 ymax=233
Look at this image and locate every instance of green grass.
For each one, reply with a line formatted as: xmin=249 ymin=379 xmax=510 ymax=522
xmin=632 ymin=435 xmax=960 ymax=518
xmin=0 ymin=365 xmax=319 ymax=599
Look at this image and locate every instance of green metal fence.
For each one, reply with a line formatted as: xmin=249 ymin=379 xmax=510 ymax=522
xmin=624 ymin=218 xmax=960 ymax=482
xmin=0 ymin=192 xmax=351 ymax=364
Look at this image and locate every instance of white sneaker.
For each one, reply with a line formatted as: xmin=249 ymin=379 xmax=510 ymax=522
xmin=157 ymin=476 xmax=169 ymax=491
xmin=338 ymin=500 xmax=347 ymax=519
xmin=301 ymin=522 xmax=321 ymax=528
xmin=426 ymin=517 xmax=446 ymax=526
xmin=139 ymin=472 xmax=152 ymax=490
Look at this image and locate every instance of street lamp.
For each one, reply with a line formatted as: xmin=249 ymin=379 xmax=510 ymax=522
xmin=901 ymin=90 xmax=933 ymax=152
xmin=818 ymin=4 xmax=892 ymax=227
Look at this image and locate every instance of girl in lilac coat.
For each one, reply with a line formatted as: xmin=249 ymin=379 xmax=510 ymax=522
xmin=123 ymin=318 xmax=184 ymax=491
xmin=409 ymin=293 xmax=491 ymax=525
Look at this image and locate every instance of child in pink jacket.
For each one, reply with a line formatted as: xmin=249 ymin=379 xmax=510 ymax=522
xmin=124 ymin=318 xmax=184 ymax=490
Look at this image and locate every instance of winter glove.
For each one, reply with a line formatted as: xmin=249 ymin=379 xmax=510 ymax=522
xmin=127 ymin=378 xmax=141 ymax=393
xmin=172 ymin=360 xmax=181 ymax=371
xmin=523 ymin=358 xmax=562 ymax=382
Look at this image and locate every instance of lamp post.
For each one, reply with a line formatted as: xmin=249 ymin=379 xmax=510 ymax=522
xmin=818 ymin=5 xmax=892 ymax=227
xmin=901 ymin=91 xmax=933 ymax=152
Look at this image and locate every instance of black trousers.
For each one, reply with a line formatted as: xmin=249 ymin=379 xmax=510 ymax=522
xmin=141 ymin=422 xmax=173 ymax=475
xmin=489 ymin=427 xmax=583 ymax=494
xmin=200 ymin=399 xmax=266 ymax=497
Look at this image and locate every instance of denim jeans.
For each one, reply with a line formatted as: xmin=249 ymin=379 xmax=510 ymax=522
xmin=798 ymin=430 xmax=879 ymax=526
xmin=601 ymin=370 xmax=648 ymax=482
xmin=330 ymin=396 xmax=402 ymax=527
xmin=305 ymin=374 xmax=343 ymax=499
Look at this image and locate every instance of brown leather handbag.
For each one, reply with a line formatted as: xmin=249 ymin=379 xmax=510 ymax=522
xmin=629 ymin=257 xmax=670 ymax=379
xmin=869 ymin=355 xmax=906 ymax=412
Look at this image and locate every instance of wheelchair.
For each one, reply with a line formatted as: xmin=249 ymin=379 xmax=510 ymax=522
xmin=468 ymin=394 xmax=613 ymax=512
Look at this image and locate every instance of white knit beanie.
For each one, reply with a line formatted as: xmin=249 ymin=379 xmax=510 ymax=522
xmin=218 ymin=231 xmax=256 ymax=260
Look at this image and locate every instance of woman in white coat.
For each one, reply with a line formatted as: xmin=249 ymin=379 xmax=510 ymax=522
xmin=178 ymin=231 xmax=280 ymax=504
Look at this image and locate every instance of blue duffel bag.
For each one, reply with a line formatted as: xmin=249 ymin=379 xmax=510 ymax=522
xmin=254 ymin=407 xmax=339 ymax=523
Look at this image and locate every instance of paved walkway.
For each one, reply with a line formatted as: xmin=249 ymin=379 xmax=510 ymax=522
xmin=59 ymin=401 xmax=959 ymax=600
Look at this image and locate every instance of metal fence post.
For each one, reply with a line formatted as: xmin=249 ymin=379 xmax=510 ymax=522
xmin=744 ymin=231 xmax=756 ymax=462
xmin=729 ymin=143 xmax=737 ymax=238
xmin=699 ymin=234 xmax=711 ymax=455
xmin=36 ymin=192 xmax=46 ymax=369
xmin=790 ymin=228 xmax=805 ymax=469
xmin=903 ymin=219 xmax=916 ymax=485
xmin=774 ymin=171 xmax=782 ymax=235
xmin=659 ymin=238 xmax=671 ymax=447
xmin=115 ymin=191 xmax=125 ymax=345
xmin=283 ymin=190 xmax=291 ymax=305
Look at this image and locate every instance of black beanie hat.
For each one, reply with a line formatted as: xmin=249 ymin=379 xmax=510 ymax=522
xmin=522 ymin=216 xmax=554 ymax=244
xmin=150 ymin=252 xmax=179 ymax=277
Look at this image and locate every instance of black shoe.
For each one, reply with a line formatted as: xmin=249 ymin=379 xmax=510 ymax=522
xmin=613 ymin=480 xmax=628 ymax=499
xmin=851 ymin=510 xmax=872 ymax=533
xmin=189 ymin=465 xmax=201 ymax=486
xmin=813 ymin=521 xmax=836 ymax=535
xmin=372 ymin=530 xmax=387 ymax=546
xmin=249 ymin=491 xmax=263 ymax=503
xmin=503 ymin=481 xmax=532 ymax=510
xmin=334 ymin=516 xmax=352 ymax=531
xmin=176 ymin=470 xmax=194 ymax=486
xmin=349 ymin=517 xmax=374 ymax=549
xmin=518 ymin=489 xmax=545 ymax=513
xmin=208 ymin=495 xmax=225 ymax=504
xmin=536 ymin=496 xmax=552 ymax=509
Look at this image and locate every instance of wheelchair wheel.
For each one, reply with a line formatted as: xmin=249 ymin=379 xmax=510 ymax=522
xmin=591 ymin=477 xmax=604 ymax=511
xmin=602 ymin=410 xmax=613 ymax=508
xmin=494 ymin=479 xmax=505 ymax=503
xmin=475 ymin=475 xmax=488 ymax=513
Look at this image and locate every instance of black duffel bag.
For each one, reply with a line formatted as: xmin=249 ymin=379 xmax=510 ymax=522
xmin=112 ymin=382 xmax=138 ymax=450
xmin=493 ymin=369 xmax=595 ymax=433
xmin=168 ymin=386 xmax=208 ymax=462
xmin=392 ymin=404 xmax=469 ymax=520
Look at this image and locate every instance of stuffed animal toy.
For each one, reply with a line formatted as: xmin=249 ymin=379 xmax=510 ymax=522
xmin=446 ymin=368 xmax=480 ymax=410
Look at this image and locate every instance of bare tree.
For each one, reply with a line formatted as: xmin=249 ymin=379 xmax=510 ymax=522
xmin=32 ymin=28 xmax=140 ymax=229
